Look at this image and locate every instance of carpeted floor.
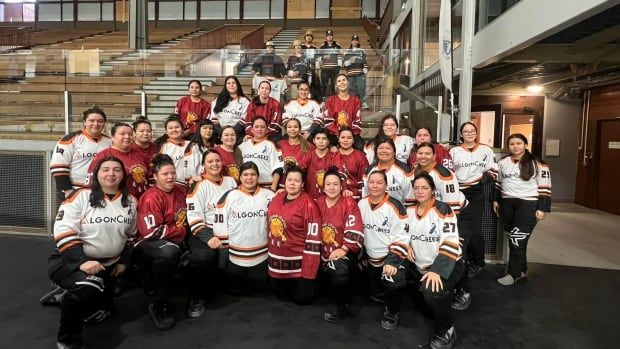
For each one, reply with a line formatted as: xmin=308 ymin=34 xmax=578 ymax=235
xmin=1 ymin=234 xmax=618 ymax=349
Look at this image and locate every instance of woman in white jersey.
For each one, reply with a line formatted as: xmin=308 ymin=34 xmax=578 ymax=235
xmin=210 ymin=75 xmax=251 ymax=144
xmin=155 ymin=116 xmax=190 ymax=187
xmin=282 ymin=81 xmax=323 ymax=139
xmin=239 ymin=117 xmax=284 ymax=191
xmin=494 ymin=133 xmax=551 ymax=286
xmin=364 ymin=114 xmax=415 ymax=164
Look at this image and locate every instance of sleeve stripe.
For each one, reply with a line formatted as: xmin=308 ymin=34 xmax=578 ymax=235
xmin=438 ymin=250 xmax=459 ymax=261
xmin=58 ymin=240 xmax=83 ymax=253
xmin=54 ymin=230 xmax=77 ymax=242
xmin=442 ymin=240 xmax=459 ymax=249
xmin=440 ymin=245 xmax=460 ymax=256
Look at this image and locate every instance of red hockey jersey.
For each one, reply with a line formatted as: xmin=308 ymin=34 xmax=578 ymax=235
xmin=267 ymin=191 xmax=322 ymax=279
xmin=408 ymin=143 xmax=454 ymax=171
xmin=244 ymin=97 xmax=282 ymax=137
xmin=136 ymin=185 xmax=187 ymax=244
xmin=330 ymin=149 xmax=369 ymax=200
xmin=130 ymin=142 xmax=158 ymax=169
xmin=278 ymin=139 xmax=314 ymax=168
xmin=324 ymin=95 xmax=362 ymax=136
xmin=214 ymin=145 xmax=241 ymax=182
xmin=87 ymin=147 xmax=151 ymax=199
xmin=316 ymin=195 xmax=364 ymax=261
xmin=174 ymin=96 xmax=212 ymax=134
xmin=299 ymin=150 xmax=334 ymax=199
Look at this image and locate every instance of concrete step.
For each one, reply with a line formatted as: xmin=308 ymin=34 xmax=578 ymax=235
xmin=150 ymin=100 xmax=177 ymax=107
xmin=141 ymin=85 xmax=194 ymax=91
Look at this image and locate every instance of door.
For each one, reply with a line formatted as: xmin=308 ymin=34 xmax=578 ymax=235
xmin=596 ymin=119 xmax=620 ymax=215
xmin=287 ymin=0 xmax=315 ymax=19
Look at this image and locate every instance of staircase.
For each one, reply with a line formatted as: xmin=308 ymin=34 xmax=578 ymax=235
xmin=237 ymin=29 xmax=300 ymax=77
xmin=100 ymin=30 xmax=208 ymax=72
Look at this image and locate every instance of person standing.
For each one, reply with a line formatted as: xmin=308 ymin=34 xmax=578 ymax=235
xmin=244 ymin=80 xmax=282 ymax=141
xmin=324 ymin=74 xmax=364 ymax=150
xmin=174 ymin=80 xmax=211 ymax=138
xmin=210 ymin=76 xmax=251 ymax=143
xmin=319 ymin=30 xmax=342 ymax=98
xmin=300 ymin=30 xmax=321 ymax=101
xmin=286 ymin=40 xmax=312 ymax=100
xmin=344 ymin=34 xmax=369 ymax=109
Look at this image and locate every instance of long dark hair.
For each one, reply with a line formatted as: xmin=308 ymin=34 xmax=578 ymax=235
xmin=214 ymin=76 xmax=247 ymax=113
xmin=284 ymin=118 xmax=311 ymax=153
xmin=186 ymin=118 xmax=215 ymax=154
xmin=155 ymin=115 xmax=183 ymax=148
xmin=219 ymin=125 xmax=243 ymax=165
xmin=507 ymin=133 xmax=539 ymax=181
xmin=89 ymin=156 xmax=131 ymax=208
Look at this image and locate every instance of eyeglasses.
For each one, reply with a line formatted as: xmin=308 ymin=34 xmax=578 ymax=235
xmin=462 ymin=131 xmax=477 ymax=135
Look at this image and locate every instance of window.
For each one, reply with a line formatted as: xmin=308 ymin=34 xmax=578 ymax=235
xmin=39 ymin=3 xmax=62 ymax=21
xmin=159 ymin=1 xmax=184 ymax=20
xmin=185 ymin=0 xmax=197 ymax=20
xmin=244 ymin=0 xmax=269 ymax=19
xmin=227 ymin=0 xmax=239 ymax=19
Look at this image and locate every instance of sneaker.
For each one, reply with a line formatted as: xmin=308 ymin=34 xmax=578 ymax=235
xmin=430 ymin=326 xmax=457 ymax=349
xmin=380 ymin=308 xmax=399 ymax=330
xmin=187 ymin=298 xmax=205 ymax=318
xmin=323 ymin=305 xmax=348 ymax=324
xmin=40 ymin=284 xmax=67 ymax=306
xmin=83 ymin=309 xmax=111 ymax=324
xmin=57 ymin=340 xmax=84 ymax=349
xmin=467 ymin=263 xmax=484 ymax=278
xmin=450 ymin=289 xmax=471 ymax=311
xmin=148 ymin=302 xmax=175 ymax=330
xmin=497 ymin=274 xmax=516 ymax=286
xmin=362 ymin=102 xmax=370 ymax=110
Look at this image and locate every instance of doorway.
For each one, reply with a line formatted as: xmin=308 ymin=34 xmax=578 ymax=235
xmin=287 ymin=0 xmax=316 ymax=19
xmin=596 ymin=119 xmax=620 ymax=215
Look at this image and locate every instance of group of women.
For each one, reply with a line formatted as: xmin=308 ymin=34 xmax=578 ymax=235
xmin=48 ymin=88 xmax=551 ymax=349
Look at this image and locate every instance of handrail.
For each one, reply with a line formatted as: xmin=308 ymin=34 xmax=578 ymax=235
xmin=361 ymin=16 xmax=380 ymax=49
xmin=379 ymin=0 xmax=393 ymax=47
xmin=0 ymin=26 xmax=32 ymax=53
xmin=189 ymin=24 xmax=263 ymax=65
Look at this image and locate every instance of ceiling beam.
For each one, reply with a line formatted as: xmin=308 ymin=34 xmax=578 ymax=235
xmin=568 ymin=23 xmax=620 ymax=53
xmin=503 ymin=43 xmax=620 ymax=63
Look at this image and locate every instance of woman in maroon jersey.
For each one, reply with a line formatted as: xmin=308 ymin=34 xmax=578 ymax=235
xmin=87 ymin=122 xmax=150 ymax=198
xmin=300 ymin=128 xmax=333 ymax=199
xmin=267 ymin=165 xmax=322 ymax=304
xmin=174 ymin=79 xmax=212 ymax=138
xmin=131 ymin=117 xmax=157 ymax=167
xmin=408 ymin=127 xmax=454 ymax=171
xmin=324 ymin=73 xmax=364 ymax=150
xmin=317 ymin=167 xmax=364 ymax=323
xmin=244 ymin=80 xmax=282 ymax=141
xmin=134 ymin=154 xmax=187 ymax=330
xmin=330 ymin=127 xmax=369 ymax=200
xmin=278 ymin=118 xmax=314 ymax=168
xmin=214 ymin=125 xmax=243 ymax=182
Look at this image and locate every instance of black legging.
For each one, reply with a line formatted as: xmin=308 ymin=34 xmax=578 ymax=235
xmin=187 ymin=235 xmax=217 ymax=297
xmin=500 ymin=198 xmax=538 ymax=278
xmin=322 ymin=253 xmax=356 ymax=306
xmin=463 ymin=185 xmax=486 ymax=266
xmin=133 ymin=240 xmax=182 ymax=303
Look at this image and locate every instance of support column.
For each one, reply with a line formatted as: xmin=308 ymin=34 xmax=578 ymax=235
xmin=129 ymin=0 xmax=149 ymax=50
xmin=457 ymin=0 xmax=475 ymax=125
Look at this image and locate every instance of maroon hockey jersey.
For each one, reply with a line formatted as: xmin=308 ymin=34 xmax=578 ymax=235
xmin=316 ymin=195 xmax=364 ymax=261
xmin=174 ymin=96 xmax=212 ymax=134
xmin=330 ymin=149 xmax=369 ymax=200
xmin=136 ymin=185 xmax=187 ymax=244
xmin=214 ymin=145 xmax=241 ymax=182
xmin=130 ymin=142 xmax=158 ymax=169
xmin=299 ymin=150 xmax=334 ymax=199
xmin=87 ymin=147 xmax=151 ymax=199
xmin=408 ymin=143 xmax=454 ymax=171
xmin=244 ymin=97 xmax=282 ymax=137
xmin=324 ymin=95 xmax=362 ymax=136
xmin=267 ymin=191 xmax=322 ymax=279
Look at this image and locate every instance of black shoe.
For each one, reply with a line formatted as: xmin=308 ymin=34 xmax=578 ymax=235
xmin=467 ymin=264 xmax=484 ymax=278
xmin=430 ymin=326 xmax=457 ymax=349
xmin=56 ymin=337 xmax=83 ymax=349
xmin=40 ymin=284 xmax=66 ymax=306
xmin=323 ymin=305 xmax=348 ymax=323
xmin=380 ymin=308 xmax=399 ymax=330
xmin=148 ymin=302 xmax=175 ymax=330
xmin=450 ymin=289 xmax=471 ymax=311
xmin=83 ymin=309 xmax=111 ymax=324
xmin=187 ymin=298 xmax=205 ymax=318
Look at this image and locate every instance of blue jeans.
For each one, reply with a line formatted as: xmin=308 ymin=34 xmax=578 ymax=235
xmin=348 ymin=75 xmax=366 ymax=103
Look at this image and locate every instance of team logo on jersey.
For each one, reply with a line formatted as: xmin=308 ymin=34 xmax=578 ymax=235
xmin=283 ymin=156 xmax=298 ymax=167
xmin=186 ymin=111 xmax=198 ymax=124
xmin=321 ymin=224 xmax=339 ymax=247
xmin=175 ymin=209 xmax=187 ymax=227
xmin=315 ymin=170 xmax=326 ymax=188
xmin=130 ymin=165 xmax=147 ymax=184
xmin=269 ymin=215 xmax=287 ymax=247
xmin=227 ymin=164 xmax=240 ymax=181
xmin=337 ymin=111 xmax=348 ymax=127
xmin=55 ymin=210 xmax=64 ymax=221
xmin=428 ymin=223 xmax=436 ymax=235
xmin=382 ymin=216 xmax=389 ymax=226
xmin=55 ymin=147 xmax=64 ymax=155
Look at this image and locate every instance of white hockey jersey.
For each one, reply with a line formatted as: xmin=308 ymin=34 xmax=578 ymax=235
xmin=496 ymin=156 xmax=552 ymax=211
xmin=50 ymin=130 xmax=112 ymax=190
xmin=54 ymin=189 xmax=136 ymax=268
xmin=253 ymin=76 xmax=287 ymax=102
xmin=239 ymin=138 xmax=284 ymax=186
xmin=359 ymin=194 xmax=410 ymax=267
xmin=449 ymin=144 xmax=498 ymax=189
xmin=159 ymin=139 xmax=190 ymax=185
xmin=416 ymin=164 xmax=468 ymax=215
xmin=210 ymin=97 xmax=251 ymax=127
xmin=186 ymin=176 xmax=237 ymax=235
xmin=213 ymin=187 xmax=275 ymax=267
xmin=282 ymin=99 xmax=323 ymax=132
xmin=407 ymin=199 xmax=461 ymax=279
xmin=362 ymin=161 xmax=414 ymax=206
xmin=183 ymin=143 xmax=209 ymax=180
xmin=365 ymin=135 xmax=415 ymax=164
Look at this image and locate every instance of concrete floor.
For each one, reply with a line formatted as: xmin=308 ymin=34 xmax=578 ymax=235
xmin=528 ymin=202 xmax=620 ymax=270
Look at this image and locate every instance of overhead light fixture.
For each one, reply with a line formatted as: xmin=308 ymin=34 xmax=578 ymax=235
xmin=526 ymin=85 xmax=543 ymax=93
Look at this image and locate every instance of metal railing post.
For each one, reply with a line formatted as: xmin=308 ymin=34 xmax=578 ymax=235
xmin=141 ymin=90 xmax=147 ymax=117
xmin=63 ymin=91 xmax=72 ymax=134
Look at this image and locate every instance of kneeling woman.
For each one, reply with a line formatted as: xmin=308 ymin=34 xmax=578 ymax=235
xmin=317 ymin=167 xmax=364 ymax=322
xmin=186 ymin=149 xmax=237 ymax=315
xmin=267 ymin=165 xmax=322 ymax=304
xmin=49 ymin=156 xmax=136 ymax=348
xmin=213 ymin=161 xmax=275 ymax=294
xmin=134 ymin=154 xmax=187 ymax=330
xmin=386 ymin=172 xmax=462 ymax=349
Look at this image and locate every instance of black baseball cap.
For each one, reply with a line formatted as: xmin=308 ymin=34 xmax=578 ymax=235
xmin=326 ymin=30 xmax=334 ymax=36
xmin=351 ymin=35 xmax=360 ymax=41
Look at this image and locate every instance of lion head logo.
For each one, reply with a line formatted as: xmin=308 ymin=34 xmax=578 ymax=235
xmin=315 ymin=170 xmax=326 ymax=188
xmin=131 ymin=165 xmax=147 ymax=184
xmin=187 ymin=111 xmax=198 ymax=124
xmin=175 ymin=209 xmax=187 ymax=227
xmin=337 ymin=111 xmax=348 ymax=127
xmin=269 ymin=215 xmax=287 ymax=247
xmin=227 ymin=164 xmax=240 ymax=181
xmin=321 ymin=224 xmax=339 ymax=247
xmin=284 ymin=156 xmax=298 ymax=167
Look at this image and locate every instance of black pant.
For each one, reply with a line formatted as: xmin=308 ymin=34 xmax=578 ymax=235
xmin=48 ymin=253 xmax=116 ymax=343
xmin=322 ymin=254 xmax=356 ymax=306
xmin=463 ymin=186 xmax=486 ymax=266
xmin=500 ymin=198 xmax=538 ymax=278
xmin=367 ymin=264 xmax=387 ymax=302
xmin=384 ymin=260 xmax=463 ymax=334
xmin=226 ymin=260 xmax=268 ymax=295
xmin=455 ymin=202 xmax=477 ymax=291
xmin=327 ymin=133 xmax=366 ymax=151
xmin=187 ymin=235 xmax=217 ymax=297
xmin=270 ymin=277 xmax=315 ymax=305
xmin=133 ymin=239 xmax=182 ymax=303
xmin=320 ymin=68 xmax=339 ymax=97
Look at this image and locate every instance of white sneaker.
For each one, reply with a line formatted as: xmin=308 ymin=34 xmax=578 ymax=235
xmin=362 ymin=102 xmax=370 ymax=109
xmin=497 ymin=274 xmax=515 ymax=286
